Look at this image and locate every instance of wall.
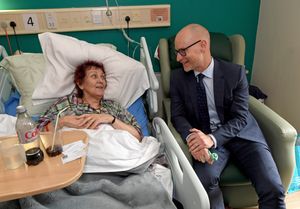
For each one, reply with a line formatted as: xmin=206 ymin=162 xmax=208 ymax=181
xmin=0 ymin=0 xmax=260 ymax=76
xmin=252 ymin=0 xmax=300 ymax=131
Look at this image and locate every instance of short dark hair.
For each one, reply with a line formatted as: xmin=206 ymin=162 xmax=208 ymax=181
xmin=74 ymin=60 xmax=105 ymax=98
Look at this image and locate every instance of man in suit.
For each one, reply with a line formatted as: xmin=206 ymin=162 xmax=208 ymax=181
xmin=170 ymin=23 xmax=286 ymax=209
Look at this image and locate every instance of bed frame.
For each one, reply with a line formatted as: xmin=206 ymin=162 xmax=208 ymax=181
xmin=0 ymin=45 xmax=8 ymax=59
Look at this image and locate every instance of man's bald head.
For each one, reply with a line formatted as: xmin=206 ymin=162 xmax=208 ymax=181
xmin=175 ymin=24 xmax=210 ymax=47
xmin=174 ymin=24 xmax=212 ymax=72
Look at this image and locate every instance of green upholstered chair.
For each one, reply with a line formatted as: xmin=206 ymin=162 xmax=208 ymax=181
xmin=158 ymin=32 xmax=297 ymax=208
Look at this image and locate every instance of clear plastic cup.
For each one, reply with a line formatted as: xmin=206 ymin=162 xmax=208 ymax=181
xmin=0 ymin=138 xmax=26 ymax=170
xmin=40 ymin=130 xmax=63 ymax=157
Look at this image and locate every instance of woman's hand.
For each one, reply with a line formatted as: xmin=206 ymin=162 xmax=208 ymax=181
xmin=78 ymin=113 xmax=113 ymax=129
xmin=59 ymin=115 xmax=88 ymax=129
xmin=80 ymin=113 xmax=141 ymax=141
xmin=59 ymin=114 xmax=111 ymax=129
xmin=60 ymin=113 xmax=141 ymax=141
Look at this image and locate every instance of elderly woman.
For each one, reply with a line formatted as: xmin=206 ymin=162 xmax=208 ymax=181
xmin=38 ymin=60 xmax=142 ymax=141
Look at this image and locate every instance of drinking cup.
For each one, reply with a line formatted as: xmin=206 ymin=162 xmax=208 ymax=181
xmin=0 ymin=138 xmax=26 ymax=170
xmin=41 ymin=130 xmax=63 ymax=157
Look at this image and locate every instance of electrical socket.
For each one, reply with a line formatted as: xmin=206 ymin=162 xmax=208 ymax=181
xmin=125 ymin=15 xmax=130 ymax=22
xmin=120 ymin=11 xmax=142 ymax=23
xmin=9 ymin=21 xmax=16 ymax=28
xmin=0 ymin=21 xmax=10 ymax=30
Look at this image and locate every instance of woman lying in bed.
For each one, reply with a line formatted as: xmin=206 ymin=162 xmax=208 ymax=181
xmin=0 ymin=60 xmax=178 ymax=209
xmin=38 ymin=60 xmax=142 ymax=141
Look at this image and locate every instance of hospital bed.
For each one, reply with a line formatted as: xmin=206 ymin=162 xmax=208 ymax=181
xmin=0 ymin=34 xmax=209 ymax=209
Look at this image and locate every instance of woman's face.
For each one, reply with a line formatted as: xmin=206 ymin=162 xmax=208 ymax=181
xmin=77 ymin=66 xmax=107 ymax=99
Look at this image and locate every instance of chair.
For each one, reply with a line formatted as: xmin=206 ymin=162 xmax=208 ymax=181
xmin=158 ymin=32 xmax=297 ymax=208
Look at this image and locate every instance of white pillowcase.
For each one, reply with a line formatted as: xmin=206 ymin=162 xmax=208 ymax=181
xmin=32 ymin=32 xmax=149 ymax=108
xmin=1 ymin=53 xmax=54 ymax=115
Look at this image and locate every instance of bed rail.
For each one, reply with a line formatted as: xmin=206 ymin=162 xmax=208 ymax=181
xmin=140 ymin=37 xmax=159 ymax=120
xmin=0 ymin=45 xmax=8 ymax=60
xmin=152 ymin=117 xmax=210 ymax=209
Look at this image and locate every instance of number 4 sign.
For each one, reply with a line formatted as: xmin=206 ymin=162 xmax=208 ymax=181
xmin=22 ymin=14 xmax=40 ymax=31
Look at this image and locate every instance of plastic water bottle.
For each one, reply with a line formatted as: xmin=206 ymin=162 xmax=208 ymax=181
xmin=15 ymin=105 xmax=44 ymax=166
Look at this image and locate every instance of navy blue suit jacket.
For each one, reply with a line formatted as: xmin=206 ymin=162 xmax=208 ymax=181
xmin=170 ymin=58 xmax=266 ymax=147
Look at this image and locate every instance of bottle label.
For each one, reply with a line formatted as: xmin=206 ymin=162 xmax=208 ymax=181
xmin=19 ymin=128 xmax=39 ymax=144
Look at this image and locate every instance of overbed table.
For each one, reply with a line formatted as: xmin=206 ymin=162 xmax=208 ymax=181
xmin=0 ymin=130 xmax=88 ymax=202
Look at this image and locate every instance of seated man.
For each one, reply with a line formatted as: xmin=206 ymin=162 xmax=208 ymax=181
xmin=170 ymin=23 xmax=285 ymax=209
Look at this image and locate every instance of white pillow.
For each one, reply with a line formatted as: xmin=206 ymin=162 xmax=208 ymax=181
xmin=1 ymin=54 xmax=54 ymax=115
xmin=32 ymin=32 xmax=149 ymax=108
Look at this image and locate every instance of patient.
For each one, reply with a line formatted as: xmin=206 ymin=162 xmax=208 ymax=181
xmin=38 ymin=60 xmax=142 ymax=141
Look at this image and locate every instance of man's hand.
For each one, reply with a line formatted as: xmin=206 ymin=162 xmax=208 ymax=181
xmin=187 ymin=128 xmax=214 ymax=150
xmin=187 ymin=128 xmax=214 ymax=164
xmin=190 ymin=147 xmax=214 ymax=164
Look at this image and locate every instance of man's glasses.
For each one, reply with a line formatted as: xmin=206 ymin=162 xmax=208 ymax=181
xmin=175 ymin=40 xmax=201 ymax=57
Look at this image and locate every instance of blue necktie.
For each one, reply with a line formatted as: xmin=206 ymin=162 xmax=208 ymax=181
xmin=196 ymin=74 xmax=211 ymax=134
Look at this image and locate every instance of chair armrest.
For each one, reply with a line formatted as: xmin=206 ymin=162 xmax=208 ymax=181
xmin=152 ymin=117 xmax=210 ymax=209
xmin=163 ymin=98 xmax=193 ymax=164
xmin=249 ymin=96 xmax=297 ymax=190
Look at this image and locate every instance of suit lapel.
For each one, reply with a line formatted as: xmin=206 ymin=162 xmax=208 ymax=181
xmin=213 ymin=60 xmax=225 ymax=122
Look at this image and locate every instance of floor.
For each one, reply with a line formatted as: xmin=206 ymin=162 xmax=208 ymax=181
xmin=236 ymin=191 xmax=300 ymax=209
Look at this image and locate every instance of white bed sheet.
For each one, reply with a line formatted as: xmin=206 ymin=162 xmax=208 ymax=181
xmin=77 ymin=124 xmax=160 ymax=173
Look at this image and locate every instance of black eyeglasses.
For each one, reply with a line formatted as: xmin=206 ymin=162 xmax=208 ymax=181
xmin=175 ymin=40 xmax=202 ymax=57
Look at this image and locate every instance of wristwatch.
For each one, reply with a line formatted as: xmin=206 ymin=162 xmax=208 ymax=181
xmin=111 ymin=116 xmax=116 ymax=124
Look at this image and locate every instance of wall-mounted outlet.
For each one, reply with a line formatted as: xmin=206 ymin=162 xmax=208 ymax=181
xmin=118 ymin=11 xmax=130 ymax=23
xmin=0 ymin=21 xmax=9 ymax=30
xmin=0 ymin=18 xmax=18 ymax=32
xmin=155 ymin=16 xmax=164 ymax=22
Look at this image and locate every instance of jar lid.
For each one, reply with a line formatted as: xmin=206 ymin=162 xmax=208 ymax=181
xmin=16 ymin=105 xmax=26 ymax=114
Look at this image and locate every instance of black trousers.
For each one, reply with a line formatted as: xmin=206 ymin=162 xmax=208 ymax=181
xmin=193 ymin=138 xmax=286 ymax=209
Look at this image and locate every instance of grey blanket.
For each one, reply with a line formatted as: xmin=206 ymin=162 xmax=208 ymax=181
xmin=0 ymin=170 xmax=176 ymax=209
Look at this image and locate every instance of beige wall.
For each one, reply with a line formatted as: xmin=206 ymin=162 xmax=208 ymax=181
xmin=252 ymin=0 xmax=300 ymax=132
